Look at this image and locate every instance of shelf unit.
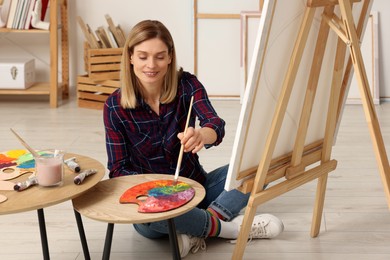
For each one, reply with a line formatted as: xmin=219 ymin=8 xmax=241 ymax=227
xmin=0 ymin=0 xmax=69 ymax=108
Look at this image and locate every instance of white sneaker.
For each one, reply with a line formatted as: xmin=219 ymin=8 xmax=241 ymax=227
xmin=177 ymin=234 xmax=206 ymax=258
xmin=232 ymin=213 xmax=284 ymax=239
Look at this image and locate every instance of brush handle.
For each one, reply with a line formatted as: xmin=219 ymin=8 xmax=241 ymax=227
xmin=10 ymin=128 xmax=40 ymax=158
xmin=174 ymin=96 xmax=194 ymax=182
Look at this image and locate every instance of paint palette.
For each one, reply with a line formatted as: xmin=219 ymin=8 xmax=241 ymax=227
xmin=120 ymin=179 xmax=195 ymax=213
xmin=0 ymin=150 xmax=35 ymax=181
xmin=0 ymin=194 xmax=7 ymax=203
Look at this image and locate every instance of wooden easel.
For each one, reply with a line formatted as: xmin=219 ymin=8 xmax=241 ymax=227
xmin=232 ymin=0 xmax=390 ymax=259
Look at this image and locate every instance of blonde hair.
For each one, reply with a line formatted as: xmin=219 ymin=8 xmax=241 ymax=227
xmin=120 ymin=20 xmax=180 ymax=109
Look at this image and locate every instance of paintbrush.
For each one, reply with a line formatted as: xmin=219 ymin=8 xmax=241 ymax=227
xmin=10 ymin=128 xmax=40 ymax=158
xmin=174 ymin=96 xmax=194 ymax=184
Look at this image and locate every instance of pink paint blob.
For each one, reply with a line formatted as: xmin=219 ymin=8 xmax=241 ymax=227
xmin=35 ymin=150 xmax=65 ymax=187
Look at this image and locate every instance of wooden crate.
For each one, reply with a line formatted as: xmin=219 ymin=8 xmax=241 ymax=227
xmin=77 ymin=75 xmax=120 ymax=110
xmin=85 ymin=46 xmax=123 ymax=81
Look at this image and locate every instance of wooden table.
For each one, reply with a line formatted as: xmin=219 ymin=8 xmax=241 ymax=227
xmin=73 ymin=174 xmax=206 ymax=260
xmin=0 ymin=153 xmax=105 ymax=260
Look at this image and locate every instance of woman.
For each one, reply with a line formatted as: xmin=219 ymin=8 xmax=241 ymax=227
xmin=103 ymin=20 xmax=284 ymax=258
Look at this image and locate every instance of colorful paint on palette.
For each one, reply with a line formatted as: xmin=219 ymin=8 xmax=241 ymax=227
xmin=0 ymin=154 xmax=17 ymax=169
xmin=7 ymin=150 xmax=28 ymax=158
xmin=16 ymin=153 xmax=36 ymax=169
xmin=0 ymin=150 xmax=27 ymax=170
xmin=0 ymin=150 xmax=35 ymax=180
xmin=120 ymin=180 xmax=195 ymax=213
xmin=0 ymin=150 xmax=52 ymax=171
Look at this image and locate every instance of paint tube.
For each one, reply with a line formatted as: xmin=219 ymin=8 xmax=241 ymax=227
xmin=14 ymin=176 xmax=38 ymax=191
xmin=74 ymin=169 xmax=97 ymax=185
xmin=64 ymin=157 xmax=81 ymax=173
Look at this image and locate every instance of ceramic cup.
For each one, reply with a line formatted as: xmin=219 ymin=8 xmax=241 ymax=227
xmin=34 ymin=149 xmax=65 ymax=187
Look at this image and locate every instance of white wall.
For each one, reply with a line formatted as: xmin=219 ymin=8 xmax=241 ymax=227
xmin=69 ymin=0 xmax=194 ymax=89
xmin=371 ymin=0 xmax=390 ymax=99
xmin=2 ymin=1 xmax=388 ymax=99
xmin=67 ymin=0 xmax=390 ymax=99
xmin=69 ymin=0 xmax=259 ymax=97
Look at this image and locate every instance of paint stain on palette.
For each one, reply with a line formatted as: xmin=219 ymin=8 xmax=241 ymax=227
xmin=0 ymin=150 xmax=35 ymax=181
xmin=120 ymin=180 xmax=195 ymax=213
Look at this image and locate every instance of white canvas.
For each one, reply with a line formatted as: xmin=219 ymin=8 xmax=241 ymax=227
xmin=225 ymin=0 xmax=369 ymax=190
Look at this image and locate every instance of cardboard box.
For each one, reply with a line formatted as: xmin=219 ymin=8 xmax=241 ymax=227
xmin=0 ymin=58 xmax=35 ymax=89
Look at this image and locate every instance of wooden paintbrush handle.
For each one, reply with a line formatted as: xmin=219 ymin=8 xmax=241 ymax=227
xmin=174 ymin=96 xmax=194 ymax=181
xmin=10 ymin=128 xmax=40 ymax=158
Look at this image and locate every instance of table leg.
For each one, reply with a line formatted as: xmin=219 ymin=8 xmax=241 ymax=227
xmin=74 ymin=210 xmax=91 ymax=260
xmin=102 ymin=223 xmax=114 ymax=260
xmin=37 ymin=208 xmax=50 ymax=260
xmin=167 ymin=219 xmax=181 ymax=260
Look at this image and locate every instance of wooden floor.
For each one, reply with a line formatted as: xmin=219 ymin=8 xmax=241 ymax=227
xmin=1 ymin=97 xmax=390 ymax=260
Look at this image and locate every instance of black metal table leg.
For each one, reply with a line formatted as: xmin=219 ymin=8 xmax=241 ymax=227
xmin=74 ymin=210 xmax=91 ymax=260
xmin=167 ymin=219 xmax=181 ymax=260
xmin=102 ymin=223 xmax=114 ymax=260
xmin=37 ymin=208 xmax=50 ymax=260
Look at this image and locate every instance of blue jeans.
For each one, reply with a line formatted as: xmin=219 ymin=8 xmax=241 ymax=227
xmin=133 ymin=165 xmax=250 ymax=238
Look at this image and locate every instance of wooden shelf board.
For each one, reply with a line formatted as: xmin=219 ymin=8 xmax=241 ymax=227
xmin=0 ymin=82 xmax=51 ymax=95
xmin=0 ymin=28 xmax=50 ymax=33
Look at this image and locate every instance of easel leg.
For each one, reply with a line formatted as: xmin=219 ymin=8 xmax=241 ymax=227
xmin=311 ymin=29 xmax=348 ymax=237
xmin=311 ymin=174 xmax=328 ymax=237
xmin=339 ymin=0 xmax=390 ymax=208
xmin=232 ymin=204 xmax=257 ymax=260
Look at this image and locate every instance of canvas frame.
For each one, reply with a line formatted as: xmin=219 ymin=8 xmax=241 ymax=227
xmin=227 ymin=1 xmax=390 ymax=259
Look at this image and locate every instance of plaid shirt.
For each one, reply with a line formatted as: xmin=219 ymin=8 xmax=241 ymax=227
xmin=103 ymin=71 xmax=225 ymax=184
